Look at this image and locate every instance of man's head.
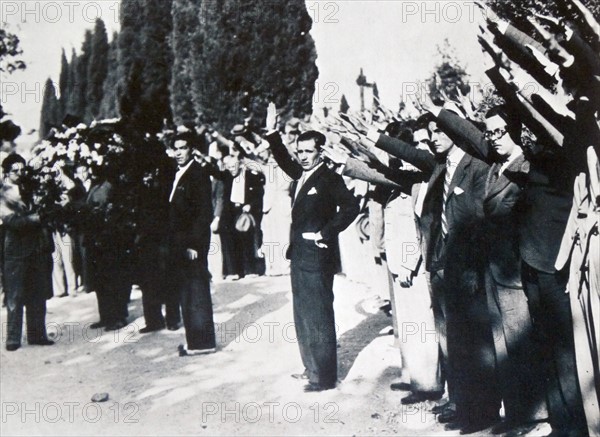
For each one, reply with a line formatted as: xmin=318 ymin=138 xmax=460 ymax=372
xmin=428 ymin=121 xmax=455 ymax=156
xmin=75 ymin=164 xmax=90 ymax=183
xmin=296 ymin=131 xmax=326 ymax=172
xmin=171 ymin=131 xmax=207 ymax=167
xmin=484 ymin=106 xmax=522 ymax=158
xmin=2 ymin=153 xmax=26 ymax=185
xmin=223 ymin=155 xmax=240 ymax=177
xmin=413 ymin=128 xmax=431 ymax=151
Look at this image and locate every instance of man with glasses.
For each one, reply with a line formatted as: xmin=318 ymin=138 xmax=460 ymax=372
xmin=364 ymin=111 xmax=498 ymax=433
xmin=432 ymin=104 xmax=549 ymax=434
xmin=1 ymin=154 xmax=54 ymax=351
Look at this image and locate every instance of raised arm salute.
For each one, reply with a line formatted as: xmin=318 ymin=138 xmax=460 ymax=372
xmin=263 ymin=103 xmax=359 ymax=392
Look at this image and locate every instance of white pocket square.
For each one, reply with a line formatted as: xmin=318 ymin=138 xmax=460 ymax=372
xmin=307 ymin=187 xmax=318 ymax=195
xmin=453 ymin=187 xmax=464 ymax=195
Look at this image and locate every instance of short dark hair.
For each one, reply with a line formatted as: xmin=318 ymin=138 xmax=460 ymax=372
xmin=297 ymin=130 xmax=326 ymax=151
xmin=485 ymin=105 xmax=522 ymax=144
xmin=173 ymin=131 xmax=208 ymax=154
xmin=2 ymin=153 xmax=26 ymax=174
xmin=415 ymin=113 xmax=435 ymax=131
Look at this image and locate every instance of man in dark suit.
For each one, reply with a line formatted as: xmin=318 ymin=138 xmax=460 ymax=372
xmin=168 ymin=132 xmax=216 ymax=356
xmin=264 ymin=103 xmax=360 ymax=392
xmin=1 ymin=154 xmax=54 ymax=351
xmin=366 ymin=115 xmax=499 ymax=433
xmin=432 ymin=104 xmax=548 ymax=434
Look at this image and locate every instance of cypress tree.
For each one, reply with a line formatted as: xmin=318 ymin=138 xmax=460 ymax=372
xmin=170 ymin=0 xmax=202 ymax=126
xmin=76 ymin=30 xmax=93 ymax=122
xmin=193 ymin=0 xmax=318 ymax=131
xmin=65 ymin=48 xmax=79 ymax=117
xmin=340 ymin=94 xmax=349 ymax=114
xmin=58 ymin=49 xmax=69 ymax=119
xmin=118 ymin=0 xmax=173 ymax=133
xmin=372 ymin=82 xmax=380 ymax=113
xmin=40 ymin=78 xmax=59 ymax=139
xmin=99 ymin=33 xmax=121 ymax=119
xmin=86 ymin=19 xmax=109 ymax=121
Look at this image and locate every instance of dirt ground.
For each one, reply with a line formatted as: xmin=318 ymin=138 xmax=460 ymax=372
xmin=1 ymin=260 xmax=553 ymax=436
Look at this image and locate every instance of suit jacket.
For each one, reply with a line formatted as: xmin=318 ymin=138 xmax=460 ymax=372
xmin=0 ymin=183 xmax=52 ymax=261
xmin=374 ymin=134 xmax=488 ymax=283
xmin=0 ymin=182 xmax=53 ymax=301
xmin=437 ymin=108 xmax=576 ymax=274
xmin=242 ymin=166 xmax=265 ymax=220
xmin=267 ymin=132 xmax=360 ymax=272
xmin=168 ymin=160 xmax=213 ymax=264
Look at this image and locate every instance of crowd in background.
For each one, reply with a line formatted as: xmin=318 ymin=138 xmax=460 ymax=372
xmin=1 ymin=1 xmax=599 ymax=436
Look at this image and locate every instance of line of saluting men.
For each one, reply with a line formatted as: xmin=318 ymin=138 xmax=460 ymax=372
xmin=1 ymin=1 xmax=599 ymax=436
xmin=303 ymin=2 xmax=598 ymax=436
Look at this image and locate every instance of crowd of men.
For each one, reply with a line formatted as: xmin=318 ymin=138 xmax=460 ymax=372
xmin=1 ymin=1 xmax=599 ymax=436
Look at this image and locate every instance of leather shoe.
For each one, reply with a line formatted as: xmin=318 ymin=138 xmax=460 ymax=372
xmin=401 ymin=391 xmax=443 ymax=404
xmin=89 ymin=321 xmax=106 ymax=329
xmin=105 ymin=320 xmax=127 ymax=331
xmin=437 ymin=408 xmax=459 ymax=424
xmin=431 ymin=401 xmax=450 ymax=414
xmin=139 ymin=325 xmax=164 ymax=334
xmin=178 ymin=344 xmax=216 ymax=356
xmin=459 ymin=417 xmax=498 ymax=435
xmin=445 ymin=421 xmax=465 ymax=431
xmin=303 ymin=382 xmax=335 ymax=392
xmin=6 ymin=344 xmax=20 ymax=351
xmin=29 ymin=339 xmax=55 ymax=346
xmin=491 ymin=420 xmax=538 ymax=435
xmin=167 ymin=323 xmax=182 ymax=331
xmin=390 ymin=382 xmax=412 ymax=391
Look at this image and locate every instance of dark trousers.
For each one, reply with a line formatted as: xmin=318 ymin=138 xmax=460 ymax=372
xmin=220 ymin=229 xmax=244 ymax=277
xmin=522 ymin=262 xmax=587 ymax=432
xmin=445 ymin=269 xmax=500 ymax=422
xmin=90 ymin=252 xmax=130 ymax=325
xmin=4 ymin=255 xmax=50 ymax=346
xmin=138 ymin=243 xmax=168 ymax=329
xmin=429 ymin=270 xmax=449 ymax=397
xmin=6 ymin=298 xmax=48 ymax=345
xmin=485 ymin=273 xmax=547 ymax=423
xmin=290 ymin=265 xmax=337 ymax=386
xmin=95 ymin=280 xmax=129 ymax=325
xmin=140 ymin=283 xmax=166 ymax=328
xmin=173 ymin=260 xmax=215 ymax=350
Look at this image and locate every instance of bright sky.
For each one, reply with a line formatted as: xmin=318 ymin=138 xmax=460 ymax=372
xmin=1 ymin=1 xmax=489 ymax=152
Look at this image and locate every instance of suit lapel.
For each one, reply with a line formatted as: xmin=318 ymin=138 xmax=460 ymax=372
xmin=423 ymin=163 xmax=445 ymax=205
xmin=292 ymin=164 xmax=327 ymax=210
xmin=486 ymin=155 xmax=526 ymax=199
xmin=445 ymin=154 xmax=471 ymax=204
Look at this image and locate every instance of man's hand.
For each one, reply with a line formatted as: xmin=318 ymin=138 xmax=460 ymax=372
xmin=186 ymin=248 xmax=198 ymax=261
xmin=412 ymin=92 xmax=442 ymax=117
xmin=210 ymin=217 xmax=220 ymax=233
xmin=399 ymin=271 xmax=415 ymax=288
xmin=242 ymin=204 xmax=251 ymax=213
xmin=265 ymin=102 xmax=280 ymax=132
xmin=314 ymin=232 xmax=328 ymax=249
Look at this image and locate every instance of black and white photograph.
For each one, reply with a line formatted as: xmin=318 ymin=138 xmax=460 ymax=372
xmin=1 ymin=0 xmax=599 ymax=436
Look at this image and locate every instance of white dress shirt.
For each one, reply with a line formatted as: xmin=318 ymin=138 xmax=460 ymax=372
xmin=169 ymin=159 xmax=194 ymax=203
